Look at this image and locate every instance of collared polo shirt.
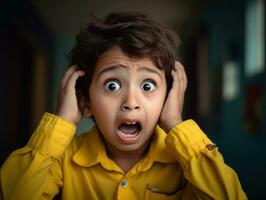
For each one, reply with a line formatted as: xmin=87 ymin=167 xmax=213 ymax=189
xmin=0 ymin=113 xmax=247 ymax=200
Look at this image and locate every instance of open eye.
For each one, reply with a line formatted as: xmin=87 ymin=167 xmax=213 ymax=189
xmin=141 ymin=80 xmax=156 ymax=92
xmin=104 ymin=80 xmax=121 ymax=91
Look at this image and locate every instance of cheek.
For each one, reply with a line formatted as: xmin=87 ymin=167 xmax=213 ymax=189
xmin=144 ymin=94 xmax=166 ymax=115
xmin=90 ymin=94 xmax=118 ymax=120
xmin=92 ymin=98 xmax=110 ymax=113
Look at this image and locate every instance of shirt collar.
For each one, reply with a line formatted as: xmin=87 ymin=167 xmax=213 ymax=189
xmin=72 ymin=125 xmax=175 ymax=170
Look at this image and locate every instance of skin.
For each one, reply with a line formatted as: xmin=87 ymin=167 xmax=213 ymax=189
xmin=56 ymin=46 xmax=187 ymax=172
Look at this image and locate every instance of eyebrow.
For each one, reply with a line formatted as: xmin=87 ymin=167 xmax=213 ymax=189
xmin=97 ymin=64 xmax=127 ymax=78
xmin=97 ymin=64 xmax=163 ymax=80
xmin=138 ymin=67 xmax=162 ymax=80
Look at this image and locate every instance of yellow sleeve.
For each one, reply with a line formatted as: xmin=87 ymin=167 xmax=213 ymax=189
xmin=165 ymin=120 xmax=247 ymax=200
xmin=0 ymin=113 xmax=76 ymax=200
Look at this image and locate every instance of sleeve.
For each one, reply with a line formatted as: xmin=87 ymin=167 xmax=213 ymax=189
xmin=165 ymin=119 xmax=247 ymax=200
xmin=0 ymin=113 xmax=76 ymax=200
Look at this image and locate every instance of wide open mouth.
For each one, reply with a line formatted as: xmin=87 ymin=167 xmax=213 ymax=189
xmin=117 ymin=121 xmax=142 ymax=144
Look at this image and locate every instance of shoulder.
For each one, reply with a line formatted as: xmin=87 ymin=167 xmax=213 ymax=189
xmin=66 ymin=131 xmax=91 ymax=156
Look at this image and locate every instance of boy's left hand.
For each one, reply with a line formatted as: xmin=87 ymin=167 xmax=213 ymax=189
xmin=159 ymin=61 xmax=187 ymax=133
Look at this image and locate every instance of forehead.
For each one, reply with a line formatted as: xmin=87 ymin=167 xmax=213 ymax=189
xmin=95 ymin=46 xmax=158 ymax=71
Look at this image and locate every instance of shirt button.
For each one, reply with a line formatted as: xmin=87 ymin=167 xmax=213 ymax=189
xmin=206 ymin=144 xmax=217 ymax=150
xmin=120 ymin=179 xmax=128 ymax=188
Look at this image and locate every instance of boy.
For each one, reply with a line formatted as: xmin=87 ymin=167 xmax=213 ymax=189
xmin=1 ymin=12 xmax=247 ymax=199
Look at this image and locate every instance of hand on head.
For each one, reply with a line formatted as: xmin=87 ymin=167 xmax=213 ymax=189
xmin=159 ymin=61 xmax=187 ymax=132
xmin=56 ymin=65 xmax=86 ymax=124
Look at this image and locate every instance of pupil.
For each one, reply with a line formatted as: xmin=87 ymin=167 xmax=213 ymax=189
xmin=143 ymin=84 xmax=151 ymax=90
xmin=109 ymin=83 xmax=117 ymax=90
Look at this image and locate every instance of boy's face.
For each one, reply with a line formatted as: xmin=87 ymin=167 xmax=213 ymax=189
xmin=88 ymin=46 xmax=167 ymax=153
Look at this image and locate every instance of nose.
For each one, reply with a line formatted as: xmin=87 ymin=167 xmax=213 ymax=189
xmin=121 ymin=88 xmax=140 ymax=112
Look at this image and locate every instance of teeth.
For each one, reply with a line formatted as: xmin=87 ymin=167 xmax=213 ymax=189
xmin=125 ymin=121 xmax=137 ymax=125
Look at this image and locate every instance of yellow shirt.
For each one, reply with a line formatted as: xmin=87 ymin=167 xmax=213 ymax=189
xmin=1 ymin=113 xmax=247 ymax=200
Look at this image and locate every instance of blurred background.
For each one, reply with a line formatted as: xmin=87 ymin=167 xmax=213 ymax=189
xmin=0 ymin=0 xmax=265 ymax=198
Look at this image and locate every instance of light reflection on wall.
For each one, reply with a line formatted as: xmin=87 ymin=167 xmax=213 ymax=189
xmin=245 ymin=0 xmax=265 ymax=77
xmin=222 ymin=61 xmax=240 ymax=101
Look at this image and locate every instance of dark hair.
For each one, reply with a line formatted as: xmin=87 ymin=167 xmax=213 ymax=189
xmin=68 ymin=11 xmax=181 ymax=96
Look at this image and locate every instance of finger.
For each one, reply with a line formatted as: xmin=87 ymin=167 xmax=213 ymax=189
xmin=171 ymin=67 xmax=179 ymax=92
xmin=174 ymin=63 xmax=186 ymax=109
xmin=61 ymin=65 xmax=78 ymax=88
xmin=176 ymin=63 xmax=184 ymax=91
xmin=65 ymin=70 xmax=86 ymax=93
xmin=179 ymin=63 xmax=188 ymax=91
xmin=175 ymin=62 xmax=187 ymax=91
xmin=171 ymin=61 xmax=182 ymax=91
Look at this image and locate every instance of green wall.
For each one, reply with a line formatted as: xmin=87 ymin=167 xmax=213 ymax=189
xmin=204 ymin=0 xmax=266 ymax=198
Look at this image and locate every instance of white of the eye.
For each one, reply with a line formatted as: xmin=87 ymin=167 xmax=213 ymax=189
xmin=141 ymin=81 xmax=156 ymax=91
xmin=105 ymin=81 xmax=121 ymax=91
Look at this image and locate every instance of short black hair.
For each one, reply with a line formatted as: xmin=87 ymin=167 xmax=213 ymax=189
xmin=68 ymin=11 xmax=181 ymax=96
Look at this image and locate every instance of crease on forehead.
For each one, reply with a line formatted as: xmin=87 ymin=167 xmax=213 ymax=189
xmin=94 ymin=46 xmax=164 ymax=80
xmin=96 ymin=46 xmax=159 ymax=68
xmin=96 ymin=55 xmax=155 ymax=68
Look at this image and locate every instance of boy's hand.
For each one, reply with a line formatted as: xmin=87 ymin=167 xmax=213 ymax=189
xmin=159 ymin=61 xmax=187 ymax=133
xmin=56 ymin=66 xmax=85 ymax=125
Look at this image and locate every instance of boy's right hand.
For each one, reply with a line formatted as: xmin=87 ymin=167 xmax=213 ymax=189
xmin=56 ymin=66 xmax=85 ymax=125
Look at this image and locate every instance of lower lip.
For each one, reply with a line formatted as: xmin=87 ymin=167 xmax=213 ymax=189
xmin=116 ymin=129 xmax=141 ymax=144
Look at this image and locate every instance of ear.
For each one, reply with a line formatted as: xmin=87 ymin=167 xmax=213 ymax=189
xmin=78 ymin=94 xmax=93 ymax=118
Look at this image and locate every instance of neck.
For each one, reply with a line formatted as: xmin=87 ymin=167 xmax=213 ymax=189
xmin=105 ymin=141 xmax=150 ymax=173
